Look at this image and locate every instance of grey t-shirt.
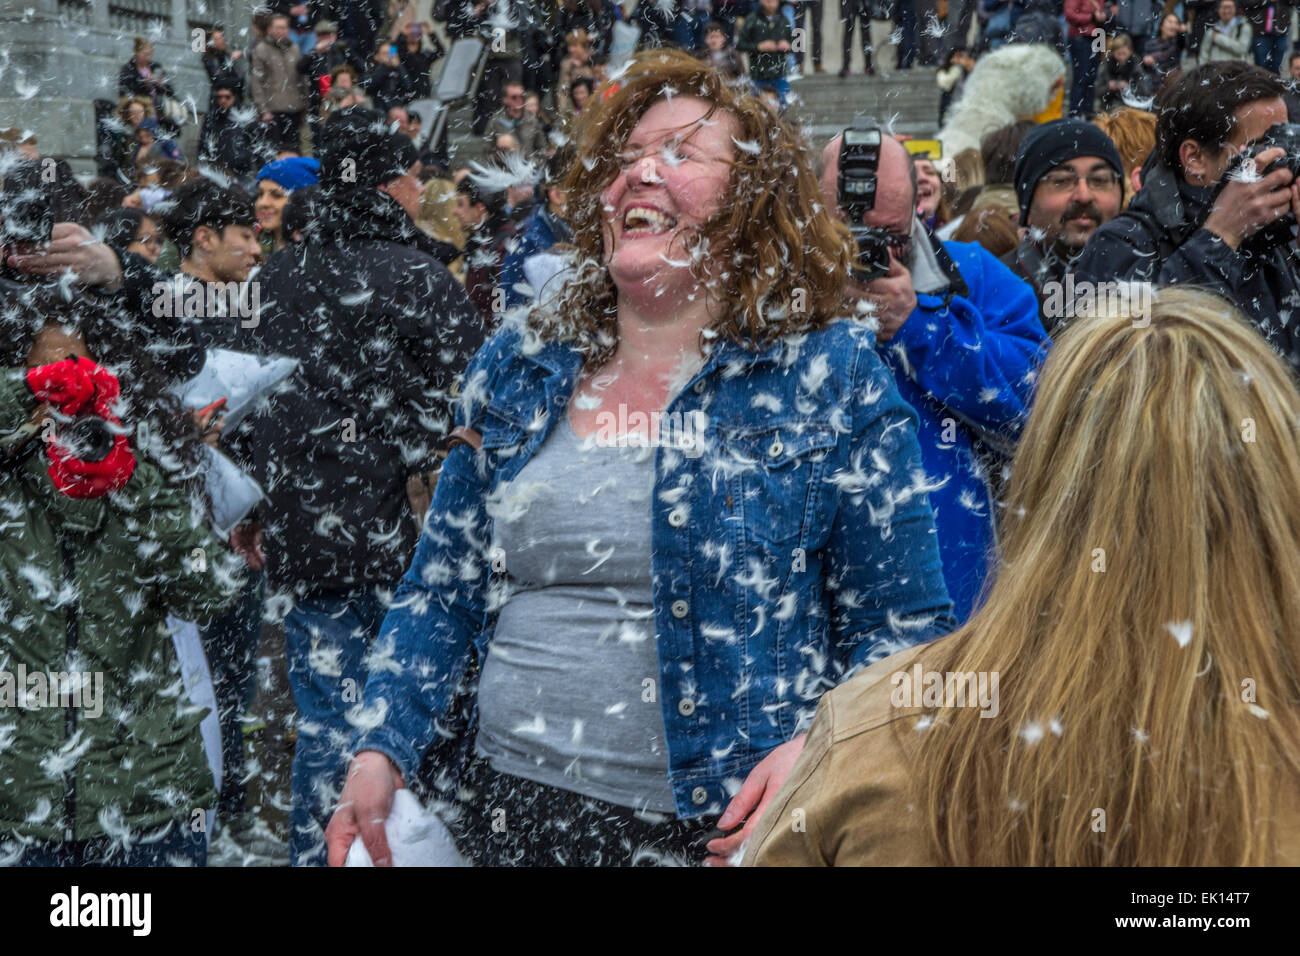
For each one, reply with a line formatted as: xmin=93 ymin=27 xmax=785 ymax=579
xmin=476 ymin=415 xmax=675 ymax=812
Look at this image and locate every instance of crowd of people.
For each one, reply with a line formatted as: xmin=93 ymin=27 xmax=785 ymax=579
xmin=1 ymin=0 xmax=1300 ymax=870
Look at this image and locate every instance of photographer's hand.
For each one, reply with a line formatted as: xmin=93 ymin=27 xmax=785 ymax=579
xmin=7 ymin=222 xmax=124 ymax=290
xmin=1202 ymin=147 xmax=1294 ymax=251
xmin=849 ymin=255 xmax=917 ymax=344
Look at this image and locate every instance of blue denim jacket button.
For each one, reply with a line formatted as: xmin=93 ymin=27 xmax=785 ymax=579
xmin=677 ymin=698 xmax=696 ymax=717
xmin=768 ymin=436 xmax=784 ymax=457
xmin=671 ymin=599 xmax=689 ymax=619
xmin=691 ymin=786 xmax=709 ymax=805
xmin=668 ymin=508 xmax=687 ymax=528
xmin=692 ymin=379 xmax=706 ymax=395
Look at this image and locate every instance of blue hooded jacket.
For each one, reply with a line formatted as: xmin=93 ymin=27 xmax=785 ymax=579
xmin=879 ymin=231 xmax=1051 ymax=621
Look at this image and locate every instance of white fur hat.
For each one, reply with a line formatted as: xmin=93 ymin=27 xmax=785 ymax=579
xmin=938 ymin=44 xmax=1068 ymax=157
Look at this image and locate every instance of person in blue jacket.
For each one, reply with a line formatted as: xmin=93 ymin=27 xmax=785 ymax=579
xmin=324 ymin=50 xmax=954 ymax=869
xmin=500 ymin=148 xmax=576 ymax=308
xmin=819 ymin=131 xmax=1052 ymax=623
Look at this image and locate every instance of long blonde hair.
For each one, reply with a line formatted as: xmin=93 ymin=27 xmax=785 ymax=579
xmin=915 ymin=287 xmax=1300 ymax=865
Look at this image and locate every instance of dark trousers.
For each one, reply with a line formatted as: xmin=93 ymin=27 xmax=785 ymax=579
xmin=200 ymin=570 xmax=264 ymax=822
xmin=898 ymin=0 xmax=917 ymax=66
xmin=262 ymin=111 xmax=303 ymax=154
xmin=445 ymin=757 xmax=718 ymax=866
xmin=714 ymin=1 xmax=752 ymax=41
xmin=1254 ymin=32 xmax=1288 ymax=73
xmin=13 ymin=824 xmax=207 ymax=866
xmin=841 ymin=3 xmax=873 ymax=71
xmin=1068 ymin=35 xmax=1100 ymax=117
xmin=793 ymin=0 xmax=825 ymax=66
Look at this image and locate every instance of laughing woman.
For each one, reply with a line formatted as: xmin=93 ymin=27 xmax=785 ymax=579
xmin=325 ymin=49 xmax=956 ymax=868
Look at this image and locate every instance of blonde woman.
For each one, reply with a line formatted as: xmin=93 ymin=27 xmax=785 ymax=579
xmin=747 ymin=287 xmax=1300 ymax=866
xmin=416 ymin=177 xmax=467 ymax=281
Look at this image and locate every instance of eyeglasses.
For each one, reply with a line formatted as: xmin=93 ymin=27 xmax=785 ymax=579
xmin=1040 ymin=169 xmax=1122 ymax=193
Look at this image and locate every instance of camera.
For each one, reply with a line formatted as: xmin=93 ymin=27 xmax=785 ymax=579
xmin=838 ymin=118 xmax=892 ymax=282
xmin=1218 ymin=122 xmax=1300 ymax=249
xmin=59 ymin=415 xmax=116 ymax=463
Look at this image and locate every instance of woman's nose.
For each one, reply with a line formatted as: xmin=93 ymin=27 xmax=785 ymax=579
xmin=627 ymin=154 xmax=662 ymax=187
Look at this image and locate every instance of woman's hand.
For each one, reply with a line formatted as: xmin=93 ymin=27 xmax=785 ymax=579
xmin=192 ymin=400 xmax=226 ymax=448
xmin=7 ymin=223 xmax=125 ymax=290
xmin=229 ymin=522 xmax=265 ymax=571
xmin=325 ymin=750 xmax=407 ymax=867
xmin=705 ymin=733 xmax=806 ymax=866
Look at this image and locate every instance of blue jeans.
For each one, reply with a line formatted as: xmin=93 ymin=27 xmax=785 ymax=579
xmin=984 ymin=4 xmax=1013 ymax=49
xmin=673 ymin=10 xmax=710 ymax=50
xmin=284 ymin=588 xmax=388 ymax=867
xmin=14 ymin=824 xmax=207 ymax=866
xmin=200 ymin=570 xmax=264 ymax=822
xmin=1068 ymin=35 xmax=1100 ymax=117
xmin=783 ymin=3 xmax=799 ymax=72
xmin=1253 ymin=33 xmax=1288 ymax=73
xmin=753 ymin=76 xmax=793 ymax=106
xmin=291 ymin=29 xmax=317 ymax=55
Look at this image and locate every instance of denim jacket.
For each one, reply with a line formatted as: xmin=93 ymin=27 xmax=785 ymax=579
xmin=355 ymin=317 xmax=956 ymax=819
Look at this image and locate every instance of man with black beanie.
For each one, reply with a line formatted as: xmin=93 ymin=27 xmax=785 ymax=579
xmin=250 ymin=108 xmax=485 ymax=866
xmin=1003 ymin=118 xmax=1125 ymax=335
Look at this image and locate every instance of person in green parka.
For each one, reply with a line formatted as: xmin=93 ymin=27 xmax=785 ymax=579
xmin=0 ymin=265 xmax=244 ymax=866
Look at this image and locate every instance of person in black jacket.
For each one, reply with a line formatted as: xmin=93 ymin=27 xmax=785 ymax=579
xmin=398 ymin=20 xmax=446 ymax=101
xmin=363 ymin=43 xmax=418 ymax=114
xmin=118 ymin=37 xmax=176 ymax=129
xmin=1004 ymin=119 xmax=1125 ymax=335
xmin=202 ymin=28 xmax=246 ymax=110
xmin=1074 ymin=63 xmax=1300 ymax=374
xmin=199 ymin=83 xmax=257 ymax=180
xmin=297 ymin=19 xmax=366 ymax=115
xmin=249 ymin=109 xmax=485 ymax=866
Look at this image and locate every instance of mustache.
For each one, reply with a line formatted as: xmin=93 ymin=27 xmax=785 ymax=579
xmin=1060 ymin=201 xmax=1104 ymax=225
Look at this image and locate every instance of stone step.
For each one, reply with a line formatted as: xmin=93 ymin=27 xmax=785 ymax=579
xmin=446 ymin=67 xmax=942 ymax=164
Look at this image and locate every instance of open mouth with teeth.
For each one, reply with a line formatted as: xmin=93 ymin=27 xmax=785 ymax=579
xmin=622 ymin=205 xmax=678 ymax=237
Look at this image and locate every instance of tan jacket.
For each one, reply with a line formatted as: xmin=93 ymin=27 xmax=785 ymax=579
xmin=251 ymin=37 xmax=304 ymax=115
xmin=744 ymin=640 xmax=1300 ymax=866
xmin=743 ymin=645 xmax=934 ymax=866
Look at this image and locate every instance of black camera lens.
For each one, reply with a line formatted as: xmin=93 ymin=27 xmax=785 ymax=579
xmin=61 ymin=416 xmax=115 ymax=463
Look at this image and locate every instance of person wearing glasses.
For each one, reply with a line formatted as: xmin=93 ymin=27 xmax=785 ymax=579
xmin=485 ymin=81 xmax=549 ymax=160
xmin=198 ymin=82 xmax=257 ymax=182
xmin=326 ymin=50 xmax=956 ymax=868
xmin=817 ymin=130 xmax=1050 ymax=624
xmin=1003 ymin=119 xmax=1125 ymax=336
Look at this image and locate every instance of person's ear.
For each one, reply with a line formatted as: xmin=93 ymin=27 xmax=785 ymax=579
xmin=193 ymin=224 xmax=213 ymax=254
xmin=1130 ymin=165 xmax=1142 ymax=195
xmin=1179 ymin=139 xmax=1213 ymax=184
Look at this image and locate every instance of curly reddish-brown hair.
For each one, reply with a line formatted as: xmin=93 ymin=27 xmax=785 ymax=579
xmin=532 ymin=48 xmax=855 ymax=368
